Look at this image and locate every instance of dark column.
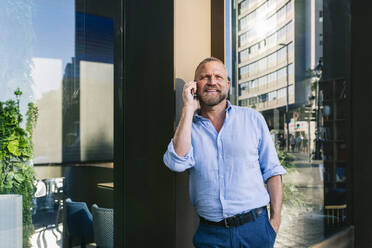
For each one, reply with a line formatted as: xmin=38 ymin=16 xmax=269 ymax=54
xmin=351 ymin=1 xmax=372 ymax=247
xmin=114 ymin=0 xmax=175 ymax=247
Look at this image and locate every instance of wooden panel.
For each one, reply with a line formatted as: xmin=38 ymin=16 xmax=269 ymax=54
xmin=211 ymin=0 xmax=225 ymax=61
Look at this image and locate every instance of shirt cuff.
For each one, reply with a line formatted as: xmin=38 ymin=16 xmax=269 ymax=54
xmin=163 ymin=139 xmax=195 ymax=172
xmin=262 ymin=164 xmax=287 ymax=183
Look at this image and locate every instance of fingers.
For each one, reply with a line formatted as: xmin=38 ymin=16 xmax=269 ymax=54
xmin=183 ymin=81 xmax=197 ymax=97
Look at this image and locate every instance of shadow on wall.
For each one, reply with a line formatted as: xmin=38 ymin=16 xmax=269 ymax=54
xmin=175 ymin=78 xmax=186 ymax=128
xmin=82 ymin=129 xmax=113 ymax=162
xmin=174 ymin=77 xmax=200 ymax=248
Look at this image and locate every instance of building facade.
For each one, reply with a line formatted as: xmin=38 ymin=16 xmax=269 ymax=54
xmin=234 ymin=0 xmax=323 ymax=132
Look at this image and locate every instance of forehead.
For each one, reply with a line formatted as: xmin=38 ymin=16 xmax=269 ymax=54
xmin=197 ymin=61 xmax=227 ymax=76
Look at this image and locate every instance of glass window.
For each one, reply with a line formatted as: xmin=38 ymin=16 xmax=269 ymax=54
xmin=268 ymin=52 xmax=277 ymax=67
xmin=268 ymin=90 xmax=277 ymax=101
xmin=248 ymin=9 xmax=256 ymax=23
xmin=287 ymin=21 xmax=293 ymax=38
xmin=278 ymin=26 xmax=286 ymax=41
xmin=239 ymin=32 xmax=248 ymax=46
xmin=266 ymin=32 xmax=277 ymax=48
xmin=251 ymin=44 xmax=258 ymax=55
xmin=229 ymin=0 xmax=352 ymax=246
xmin=259 ymin=75 xmax=267 ymax=87
xmin=288 ymin=63 xmax=294 ymax=75
xmin=0 ymin=0 xmax=116 ymax=246
xmin=259 ymin=57 xmax=267 ymax=72
xmin=239 ymin=15 xmax=248 ymax=31
xmin=277 ymin=46 xmax=286 ymax=62
xmin=288 ymin=42 xmax=294 ymax=58
xmin=286 ymin=0 xmax=293 ymax=18
xmin=246 ymin=28 xmax=256 ymax=43
xmin=277 ymin=67 xmax=286 ymax=79
xmin=239 ymin=0 xmax=248 ymax=14
xmin=268 ymin=71 xmax=277 ymax=83
xmin=239 ymin=65 xmax=249 ymax=79
xmin=239 ymin=48 xmax=249 ymax=62
xmin=239 ymin=82 xmax=249 ymax=96
xmin=252 ymin=79 xmax=258 ymax=88
xmin=277 ymin=6 xmax=286 ymax=23
xmin=1 ymin=1 xmax=114 ymax=164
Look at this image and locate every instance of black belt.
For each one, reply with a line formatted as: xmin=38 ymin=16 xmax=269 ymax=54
xmin=199 ymin=206 xmax=266 ymax=228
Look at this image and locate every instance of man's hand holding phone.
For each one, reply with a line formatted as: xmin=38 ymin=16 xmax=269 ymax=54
xmin=182 ymin=81 xmax=200 ymax=112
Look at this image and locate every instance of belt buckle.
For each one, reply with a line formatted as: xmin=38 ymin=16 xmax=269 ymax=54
xmin=224 ymin=218 xmax=230 ymax=228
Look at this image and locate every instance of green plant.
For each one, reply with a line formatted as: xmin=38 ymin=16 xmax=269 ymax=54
xmin=277 ymin=149 xmax=295 ymax=169
xmin=277 ymin=147 xmax=306 ymax=207
xmin=0 ymin=88 xmax=38 ymax=248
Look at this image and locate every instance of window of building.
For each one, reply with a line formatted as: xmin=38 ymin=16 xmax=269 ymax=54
xmin=229 ymin=0 xmax=352 ymax=246
xmin=239 ymin=15 xmax=248 ymax=31
xmin=239 ymin=32 xmax=248 ymax=46
xmin=277 ymin=46 xmax=287 ymax=63
xmin=259 ymin=75 xmax=268 ymax=87
xmin=267 ymin=71 xmax=277 ymax=84
xmin=239 ymin=0 xmax=248 ymax=15
xmin=0 ymin=0 xmax=116 ymax=245
xmin=287 ymin=21 xmax=293 ymax=38
xmin=266 ymin=32 xmax=277 ymax=48
xmin=277 ymin=67 xmax=286 ymax=79
xmin=239 ymin=65 xmax=249 ymax=79
xmin=259 ymin=57 xmax=267 ymax=72
xmin=268 ymin=52 xmax=277 ymax=68
xmin=277 ymin=5 xmax=286 ymax=23
xmin=277 ymin=26 xmax=286 ymax=42
xmin=288 ymin=63 xmax=294 ymax=75
xmin=239 ymin=48 xmax=249 ymax=62
xmin=286 ymin=0 xmax=293 ymax=18
xmin=288 ymin=42 xmax=294 ymax=58
xmin=268 ymin=90 xmax=277 ymax=101
xmin=239 ymin=82 xmax=249 ymax=96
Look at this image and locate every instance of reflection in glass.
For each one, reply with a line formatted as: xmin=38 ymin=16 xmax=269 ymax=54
xmin=229 ymin=0 xmax=351 ymax=246
xmin=1 ymin=0 xmax=115 ymax=246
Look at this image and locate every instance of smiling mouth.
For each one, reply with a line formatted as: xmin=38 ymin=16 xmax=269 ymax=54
xmin=204 ymin=89 xmax=220 ymax=93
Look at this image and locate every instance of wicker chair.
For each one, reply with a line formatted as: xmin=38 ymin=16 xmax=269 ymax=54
xmin=92 ymin=204 xmax=113 ymax=248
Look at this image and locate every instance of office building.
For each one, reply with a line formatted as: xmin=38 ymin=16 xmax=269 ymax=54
xmin=233 ymin=0 xmax=323 ymax=131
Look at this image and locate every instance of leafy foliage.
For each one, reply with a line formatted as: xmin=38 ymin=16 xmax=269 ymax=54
xmin=277 ymin=147 xmax=305 ymax=207
xmin=277 ymin=149 xmax=295 ymax=169
xmin=0 ymin=89 xmax=38 ymax=247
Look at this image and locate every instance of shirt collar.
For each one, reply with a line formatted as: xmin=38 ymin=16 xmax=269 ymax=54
xmin=193 ymin=100 xmax=232 ymax=122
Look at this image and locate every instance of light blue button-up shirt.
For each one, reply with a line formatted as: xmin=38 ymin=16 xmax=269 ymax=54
xmin=163 ymin=101 xmax=286 ymax=222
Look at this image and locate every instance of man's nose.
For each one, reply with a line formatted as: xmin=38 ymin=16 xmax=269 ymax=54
xmin=207 ymin=77 xmax=218 ymax=85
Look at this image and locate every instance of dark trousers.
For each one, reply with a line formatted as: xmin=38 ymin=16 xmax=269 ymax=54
xmin=193 ymin=209 xmax=276 ymax=248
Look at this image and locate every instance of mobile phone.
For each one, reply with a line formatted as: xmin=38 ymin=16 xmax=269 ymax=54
xmin=191 ymin=81 xmax=198 ymax=99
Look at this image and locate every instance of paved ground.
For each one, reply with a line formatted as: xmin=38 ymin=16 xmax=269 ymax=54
xmin=31 ymin=224 xmax=63 ymax=248
xmin=275 ymin=160 xmax=326 ymax=248
xmin=275 ymin=202 xmax=325 ymax=247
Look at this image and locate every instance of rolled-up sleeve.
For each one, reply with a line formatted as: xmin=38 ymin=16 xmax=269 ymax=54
xmin=256 ymin=113 xmax=286 ymax=182
xmin=163 ymin=139 xmax=195 ymax=172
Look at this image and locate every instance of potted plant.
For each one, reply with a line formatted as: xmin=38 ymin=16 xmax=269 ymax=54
xmin=0 ymin=88 xmax=38 ymax=247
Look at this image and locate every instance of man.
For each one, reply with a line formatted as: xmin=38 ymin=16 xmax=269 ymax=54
xmin=163 ymin=57 xmax=286 ymax=248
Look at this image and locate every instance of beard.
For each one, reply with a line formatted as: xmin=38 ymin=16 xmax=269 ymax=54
xmin=199 ymin=90 xmax=228 ymax=107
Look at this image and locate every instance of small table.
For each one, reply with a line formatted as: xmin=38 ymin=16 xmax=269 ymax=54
xmin=97 ymin=182 xmax=114 ymax=190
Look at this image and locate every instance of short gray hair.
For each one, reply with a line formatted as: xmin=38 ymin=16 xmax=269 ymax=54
xmin=194 ymin=57 xmax=226 ymax=80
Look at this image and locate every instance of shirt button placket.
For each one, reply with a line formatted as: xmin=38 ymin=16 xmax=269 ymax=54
xmin=217 ymin=135 xmax=225 ymax=216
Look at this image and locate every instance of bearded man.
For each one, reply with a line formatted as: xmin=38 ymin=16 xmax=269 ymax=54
xmin=163 ymin=57 xmax=286 ymax=248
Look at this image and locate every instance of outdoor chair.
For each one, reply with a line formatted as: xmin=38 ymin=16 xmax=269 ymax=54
xmin=92 ymin=204 xmax=114 ymax=248
xmin=65 ymin=198 xmax=94 ymax=248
